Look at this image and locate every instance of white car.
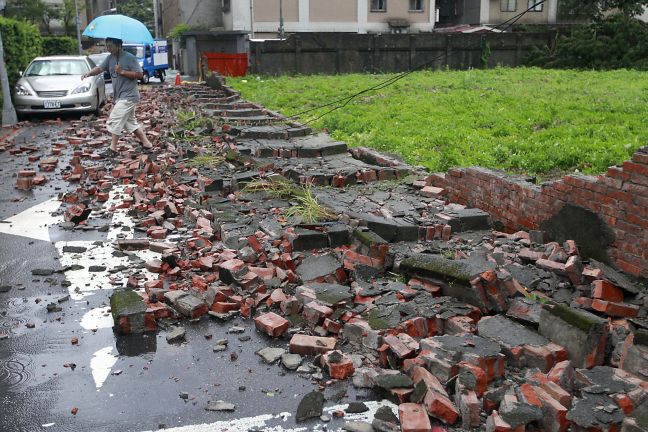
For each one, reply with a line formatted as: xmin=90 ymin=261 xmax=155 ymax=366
xmin=13 ymin=55 xmax=106 ymax=117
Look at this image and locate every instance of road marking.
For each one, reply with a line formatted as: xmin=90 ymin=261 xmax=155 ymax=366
xmin=0 ymin=197 xmax=62 ymax=242
xmin=140 ymin=400 xmax=398 ymax=432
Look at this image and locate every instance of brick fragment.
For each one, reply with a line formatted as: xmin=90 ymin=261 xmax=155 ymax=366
xmin=423 ymin=391 xmax=459 ymax=425
xmin=592 ymin=280 xmax=624 ymax=302
xmin=321 ymin=350 xmax=354 ymax=380
xmin=289 ymin=334 xmax=336 ymax=355
xmin=592 ymin=299 xmax=639 ymax=317
xmin=254 ymin=312 xmax=289 ymax=337
xmin=399 ymin=403 xmax=432 ymax=432
xmin=486 ymin=411 xmax=512 ymax=432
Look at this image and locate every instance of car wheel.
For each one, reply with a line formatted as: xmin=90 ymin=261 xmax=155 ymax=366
xmin=141 ymin=72 xmax=150 ymax=84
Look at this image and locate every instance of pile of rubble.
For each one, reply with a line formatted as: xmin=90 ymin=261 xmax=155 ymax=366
xmin=15 ymin=81 xmax=647 ymax=431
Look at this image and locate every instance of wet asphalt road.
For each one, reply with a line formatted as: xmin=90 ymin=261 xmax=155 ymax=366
xmin=0 ymin=87 xmax=384 ymax=432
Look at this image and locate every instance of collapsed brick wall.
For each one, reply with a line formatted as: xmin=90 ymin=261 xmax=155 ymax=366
xmin=428 ymin=146 xmax=648 ymax=278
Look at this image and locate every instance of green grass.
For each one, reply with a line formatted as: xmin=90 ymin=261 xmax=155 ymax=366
xmin=229 ymin=68 xmax=648 ymax=176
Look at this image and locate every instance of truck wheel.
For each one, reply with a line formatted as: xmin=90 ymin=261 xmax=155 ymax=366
xmin=141 ymin=72 xmax=150 ymax=84
xmin=159 ymin=70 xmax=165 ymax=82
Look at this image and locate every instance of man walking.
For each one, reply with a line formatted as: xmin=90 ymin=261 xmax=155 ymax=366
xmin=82 ymin=37 xmax=153 ymax=153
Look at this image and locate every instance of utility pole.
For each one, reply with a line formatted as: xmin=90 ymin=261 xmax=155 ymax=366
xmin=153 ymin=0 xmax=159 ymax=38
xmin=0 ymin=0 xmax=17 ymax=126
xmin=74 ymin=0 xmax=82 ymax=54
xmin=250 ymin=0 xmax=255 ymax=39
xmin=278 ymin=0 xmax=284 ymax=39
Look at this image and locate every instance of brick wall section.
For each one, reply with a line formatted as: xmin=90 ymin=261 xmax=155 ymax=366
xmin=428 ymin=146 xmax=648 ymax=278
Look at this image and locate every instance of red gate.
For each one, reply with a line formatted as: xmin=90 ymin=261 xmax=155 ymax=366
xmin=202 ymin=52 xmax=248 ymax=77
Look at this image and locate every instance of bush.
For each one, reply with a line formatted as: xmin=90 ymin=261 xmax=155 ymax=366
xmin=42 ymin=36 xmax=78 ymax=56
xmin=525 ymin=15 xmax=648 ymax=70
xmin=0 ymin=17 xmax=42 ymax=86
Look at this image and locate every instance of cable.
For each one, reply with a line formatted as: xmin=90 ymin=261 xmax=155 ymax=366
xmin=281 ymin=0 xmax=546 ymax=125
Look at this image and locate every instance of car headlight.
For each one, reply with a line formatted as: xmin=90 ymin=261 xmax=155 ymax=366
xmin=14 ymin=83 xmax=33 ymax=96
xmin=71 ymin=83 xmax=92 ymax=94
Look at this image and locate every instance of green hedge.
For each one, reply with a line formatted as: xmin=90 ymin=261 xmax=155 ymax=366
xmin=525 ymin=15 xmax=648 ymax=70
xmin=42 ymin=36 xmax=78 ymax=56
xmin=0 ymin=17 xmax=42 ymax=87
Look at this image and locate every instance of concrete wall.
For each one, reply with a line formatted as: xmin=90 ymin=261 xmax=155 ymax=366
xmin=254 ymin=0 xmax=300 ymax=22
xmin=249 ymin=31 xmax=552 ymax=75
xmin=427 ymin=147 xmax=648 ymax=278
xmin=161 ymin=0 xmax=223 ymax=37
xmin=310 ymin=0 xmax=358 ymax=22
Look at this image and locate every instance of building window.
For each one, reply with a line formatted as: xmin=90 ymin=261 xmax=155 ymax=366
xmin=527 ymin=0 xmax=543 ymax=11
xmin=409 ymin=0 xmax=424 ymax=11
xmin=371 ymin=0 xmax=387 ymax=12
xmin=500 ymin=0 xmax=516 ymax=12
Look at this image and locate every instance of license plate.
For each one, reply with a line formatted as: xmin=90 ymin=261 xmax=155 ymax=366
xmin=44 ymin=100 xmax=61 ymax=109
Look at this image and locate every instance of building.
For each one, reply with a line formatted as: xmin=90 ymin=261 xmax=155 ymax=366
xmin=160 ymin=0 xmax=224 ymax=37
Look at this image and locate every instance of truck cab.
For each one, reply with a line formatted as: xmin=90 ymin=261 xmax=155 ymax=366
xmin=123 ymin=39 xmax=168 ymax=84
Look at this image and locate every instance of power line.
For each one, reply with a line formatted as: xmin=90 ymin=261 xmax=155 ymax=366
xmin=282 ymin=0 xmax=547 ymax=126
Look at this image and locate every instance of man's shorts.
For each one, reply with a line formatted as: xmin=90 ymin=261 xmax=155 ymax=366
xmin=106 ymin=99 xmax=140 ymax=136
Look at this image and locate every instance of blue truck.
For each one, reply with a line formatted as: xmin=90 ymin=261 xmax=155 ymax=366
xmin=123 ymin=39 xmax=169 ymax=84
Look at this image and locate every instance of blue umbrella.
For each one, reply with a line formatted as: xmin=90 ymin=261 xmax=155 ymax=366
xmin=83 ymin=14 xmax=154 ymax=44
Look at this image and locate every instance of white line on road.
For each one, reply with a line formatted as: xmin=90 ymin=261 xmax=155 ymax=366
xmin=139 ymin=400 xmax=398 ymax=432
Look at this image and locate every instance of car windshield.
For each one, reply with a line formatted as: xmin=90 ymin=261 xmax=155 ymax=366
xmin=25 ymin=59 xmax=89 ymax=76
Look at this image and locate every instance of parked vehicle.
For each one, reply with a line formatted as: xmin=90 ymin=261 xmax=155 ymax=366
xmin=13 ymin=56 xmax=106 ymax=117
xmin=123 ymin=39 xmax=168 ymax=84
xmin=88 ymin=52 xmax=111 ymax=82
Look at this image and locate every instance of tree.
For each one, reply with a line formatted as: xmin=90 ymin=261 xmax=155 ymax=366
xmin=560 ymin=0 xmax=648 ymax=19
xmin=4 ymin=0 xmax=57 ymax=33
xmin=117 ymin=0 xmax=154 ymax=32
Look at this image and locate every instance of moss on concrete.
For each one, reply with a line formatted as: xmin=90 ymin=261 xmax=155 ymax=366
xmin=544 ymin=303 xmax=604 ymax=333
xmin=400 ymin=255 xmax=472 ymax=284
xmin=110 ymin=289 xmax=147 ymax=319
xmin=353 ymin=229 xmax=387 ymax=247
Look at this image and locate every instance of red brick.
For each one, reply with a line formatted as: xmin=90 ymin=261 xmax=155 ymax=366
xmin=540 ymin=380 xmax=572 ymax=408
xmin=15 ymin=177 xmax=33 ymax=190
xmin=399 ymin=403 xmax=432 ymax=432
xmin=212 ymin=302 xmax=239 ymax=314
xmin=254 ymin=312 xmax=289 ymax=337
xmin=523 ymin=345 xmax=554 ymax=372
xmin=289 ymin=334 xmax=336 ymax=355
xmin=486 ymin=410 xmax=512 ymax=432
xmin=303 ymin=301 xmax=333 ymax=325
xmin=421 ymin=186 xmax=445 ymax=198
xmin=547 ymin=360 xmax=573 ymax=390
xmin=323 ymin=318 xmax=342 ymax=334
xmin=321 ymin=351 xmax=354 ymax=380
xmin=533 ymin=385 xmax=570 ymax=432
xmin=409 ymin=365 xmax=448 ymax=397
xmin=592 ymin=280 xmax=624 ymax=302
xmin=518 ymin=383 xmax=542 ymax=408
xmin=457 ymin=391 xmax=481 ymax=428
xmin=384 ymin=334 xmax=416 ymax=360
xmin=423 ymin=391 xmax=459 ymax=425
xmin=591 ymin=299 xmax=639 ymax=317
xmin=457 ymin=362 xmax=488 ymax=396
xmin=18 ymin=169 xmax=36 ymax=177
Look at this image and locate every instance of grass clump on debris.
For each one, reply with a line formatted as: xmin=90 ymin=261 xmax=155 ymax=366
xmin=244 ymin=178 xmax=336 ymax=223
xmin=229 ymin=68 xmax=648 ymax=176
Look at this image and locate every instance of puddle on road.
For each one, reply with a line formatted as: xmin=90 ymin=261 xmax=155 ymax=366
xmin=0 ymin=353 xmax=33 ymax=389
xmin=55 ymin=241 xmax=159 ymax=300
xmin=90 ymin=346 xmax=117 ymax=390
xmin=80 ymin=306 xmax=113 ymax=330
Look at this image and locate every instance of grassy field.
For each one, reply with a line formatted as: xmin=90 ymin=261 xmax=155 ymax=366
xmin=228 ymin=68 xmax=648 ymax=177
